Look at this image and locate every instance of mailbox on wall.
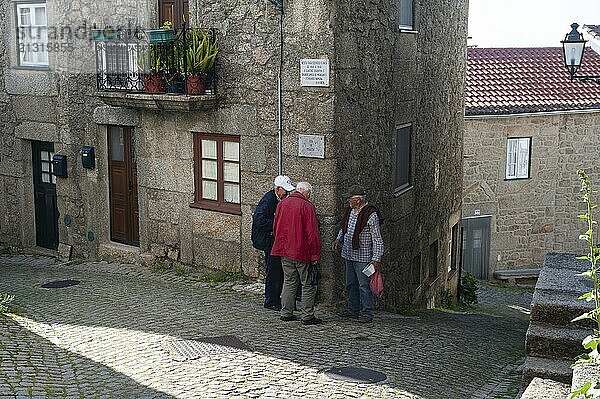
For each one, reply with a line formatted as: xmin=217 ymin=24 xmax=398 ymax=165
xmin=80 ymin=146 xmax=95 ymax=169
xmin=52 ymin=154 xmax=68 ymax=177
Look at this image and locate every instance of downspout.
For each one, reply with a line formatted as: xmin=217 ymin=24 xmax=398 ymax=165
xmin=277 ymin=3 xmax=284 ymax=174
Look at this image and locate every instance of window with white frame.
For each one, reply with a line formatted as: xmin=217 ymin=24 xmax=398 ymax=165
xmin=16 ymin=2 xmax=48 ymax=67
xmin=399 ymin=0 xmax=414 ymax=30
xmin=192 ymin=133 xmax=241 ymax=214
xmin=505 ymin=137 xmax=531 ymax=179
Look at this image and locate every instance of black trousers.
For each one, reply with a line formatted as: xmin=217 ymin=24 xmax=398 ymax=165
xmin=264 ymin=252 xmax=301 ymax=308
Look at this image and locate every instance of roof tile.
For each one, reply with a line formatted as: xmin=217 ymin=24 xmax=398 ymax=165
xmin=466 ymin=47 xmax=600 ymax=115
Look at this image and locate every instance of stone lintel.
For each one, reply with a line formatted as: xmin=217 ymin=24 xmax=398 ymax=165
xmin=15 ymin=121 xmax=58 ymax=141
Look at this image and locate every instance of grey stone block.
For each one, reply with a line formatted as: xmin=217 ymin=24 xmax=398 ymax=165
xmin=522 ymin=356 xmax=572 ymax=388
xmin=526 ymin=322 xmax=588 ymax=360
xmin=520 ymin=377 xmax=570 ymax=399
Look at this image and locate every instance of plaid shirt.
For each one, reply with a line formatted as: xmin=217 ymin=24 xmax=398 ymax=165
xmin=336 ymin=205 xmax=383 ymax=263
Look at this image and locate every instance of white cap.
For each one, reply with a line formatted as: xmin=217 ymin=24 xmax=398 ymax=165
xmin=274 ymin=175 xmax=295 ymax=191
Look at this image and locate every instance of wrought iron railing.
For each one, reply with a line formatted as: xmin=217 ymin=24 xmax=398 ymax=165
xmin=94 ymin=26 xmax=217 ymax=95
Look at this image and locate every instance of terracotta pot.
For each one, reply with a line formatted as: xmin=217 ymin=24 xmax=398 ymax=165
xmin=186 ymin=74 xmax=206 ymax=95
xmin=143 ymin=75 xmax=165 ymax=93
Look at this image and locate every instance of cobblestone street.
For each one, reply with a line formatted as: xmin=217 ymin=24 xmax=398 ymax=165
xmin=0 ymin=255 xmax=533 ymax=398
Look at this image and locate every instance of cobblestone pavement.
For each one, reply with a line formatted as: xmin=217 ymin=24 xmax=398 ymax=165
xmin=0 ymin=255 xmax=533 ymax=399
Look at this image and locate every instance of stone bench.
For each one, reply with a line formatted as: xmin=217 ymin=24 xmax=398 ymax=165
xmin=494 ymin=268 xmax=541 ymax=285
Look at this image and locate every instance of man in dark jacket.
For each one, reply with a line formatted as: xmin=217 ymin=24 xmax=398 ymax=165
xmin=251 ymin=175 xmax=295 ymax=310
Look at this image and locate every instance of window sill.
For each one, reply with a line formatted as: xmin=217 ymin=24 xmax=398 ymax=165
xmin=426 ymin=274 xmax=440 ymax=287
xmin=504 ymin=176 xmax=530 ymax=181
xmin=447 ymin=269 xmax=458 ymax=280
xmin=97 ymin=91 xmax=218 ymax=112
xmin=399 ymin=28 xmax=418 ymax=34
xmin=189 ymin=201 xmax=241 ymax=215
xmin=394 ymin=184 xmax=413 ymax=197
xmin=12 ymin=65 xmax=50 ymax=72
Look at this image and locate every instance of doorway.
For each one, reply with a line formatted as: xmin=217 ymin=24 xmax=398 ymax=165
xmin=461 ymin=216 xmax=491 ymax=279
xmin=108 ymin=126 xmax=139 ymax=246
xmin=32 ymin=141 xmax=59 ymax=250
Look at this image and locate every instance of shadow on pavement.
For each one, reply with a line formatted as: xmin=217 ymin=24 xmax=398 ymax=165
xmin=0 ymin=315 xmax=176 ymax=398
xmin=0 ymin=256 xmax=531 ymax=398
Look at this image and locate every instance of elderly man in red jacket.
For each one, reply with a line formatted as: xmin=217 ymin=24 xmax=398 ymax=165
xmin=271 ymin=181 xmax=322 ymax=325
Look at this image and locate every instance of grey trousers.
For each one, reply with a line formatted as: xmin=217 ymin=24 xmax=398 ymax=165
xmin=281 ymin=257 xmax=317 ymax=321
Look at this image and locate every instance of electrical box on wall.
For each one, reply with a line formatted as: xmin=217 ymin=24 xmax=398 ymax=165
xmin=80 ymin=146 xmax=95 ymax=169
xmin=52 ymin=154 xmax=68 ymax=177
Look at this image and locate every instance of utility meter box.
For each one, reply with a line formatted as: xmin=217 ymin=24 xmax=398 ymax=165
xmin=52 ymin=154 xmax=68 ymax=177
xmin=80 ymin=146 xmax=95 ymax=169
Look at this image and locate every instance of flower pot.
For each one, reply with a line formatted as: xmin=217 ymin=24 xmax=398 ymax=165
xmin=146 ymin=29 xmax=175 ymax=43
xmin=143 ymin=75 xmax=165 ymax=93
xmin=186 ymin=74 xmax=206 ymax=95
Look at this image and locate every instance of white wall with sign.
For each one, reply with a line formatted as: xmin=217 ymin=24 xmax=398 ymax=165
xmin=300 ymin=59 xmax=329 ymax=87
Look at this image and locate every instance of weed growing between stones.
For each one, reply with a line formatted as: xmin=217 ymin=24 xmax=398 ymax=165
xmin=201 ymin=270 xmax=247 ymax=283
xmin=0 ymin=293 xmax=14 ymax=313
xmin=571 ymin=170 xmax=600 ymax=399
xmin=460 ymin=272 xmax=478 ymax=306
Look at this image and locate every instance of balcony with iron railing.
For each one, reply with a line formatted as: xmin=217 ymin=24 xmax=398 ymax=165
xmin=94 ymin=24 xmax=218 ymax=111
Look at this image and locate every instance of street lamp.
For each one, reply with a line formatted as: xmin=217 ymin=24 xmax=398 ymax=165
xmin=562 ymin=23 xmax=600 ymax=84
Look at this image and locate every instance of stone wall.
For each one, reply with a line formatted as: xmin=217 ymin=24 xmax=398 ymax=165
xmin=463 ymin=111 xmax=600 ymax=275
xmin=0 ymin=0 xmax=467 ymax=308
xmin=333 ymin=0 xmax=468 ymax=308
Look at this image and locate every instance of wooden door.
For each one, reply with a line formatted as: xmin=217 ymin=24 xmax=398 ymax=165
xmin=108 ymin=126 xmax=139 ymax=246
xmin=159 ymin=0 xmax=189 ymax=29
xmin=32 ymin=141 xmax=59 ymax=250
xmin=461 ymin=216 xmax=491 ymax=279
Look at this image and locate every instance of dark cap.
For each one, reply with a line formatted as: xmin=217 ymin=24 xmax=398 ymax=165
xmin=343 ymin=185 xmax=366 ymax=198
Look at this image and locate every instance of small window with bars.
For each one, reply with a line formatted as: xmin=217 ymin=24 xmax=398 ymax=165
xmin=41 ymin=150 xmax=56 ymax=184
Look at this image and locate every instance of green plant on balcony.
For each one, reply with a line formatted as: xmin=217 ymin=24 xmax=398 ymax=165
xmin=182 ymin=26 xmax=218 ymax=94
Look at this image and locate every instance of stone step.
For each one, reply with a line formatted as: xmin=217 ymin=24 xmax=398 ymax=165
xmin=530 ymin=289 xmax=594 ymax=329
xmin=520 ymin=377 xmax=570 ymax=399
xmin=522 ymin=356 xmax=573 ymax=389
xmin=525 ymin=322 xmax=588 ymax=360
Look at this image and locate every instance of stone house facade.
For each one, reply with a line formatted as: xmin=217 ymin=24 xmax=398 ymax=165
xmin=0 ymin=0 xmax=467 ymax=309
xmin=463 ymin=46 xmax=600 ymax=279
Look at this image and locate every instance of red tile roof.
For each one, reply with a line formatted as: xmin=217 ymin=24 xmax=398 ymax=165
xmin=466 ymin=47 xmax=600 ymax=116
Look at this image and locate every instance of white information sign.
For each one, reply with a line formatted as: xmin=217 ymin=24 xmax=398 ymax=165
xmin=298 ymin=134 xmax=325 ymax=158
xmin=300 ymin=59 xmax=329 ymax=87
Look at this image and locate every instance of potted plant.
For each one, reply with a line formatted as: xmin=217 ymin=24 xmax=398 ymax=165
xmin=183 ymin=26 xmax=218 ymax=94
xmin=145 ymin=21 xmax=175 ymax=44
xmin=138 ymin=46 xmax=167 ymax=93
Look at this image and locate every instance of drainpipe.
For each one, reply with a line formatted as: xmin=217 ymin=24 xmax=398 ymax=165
xmin=277 ymin=9 xmax=283 ymax=175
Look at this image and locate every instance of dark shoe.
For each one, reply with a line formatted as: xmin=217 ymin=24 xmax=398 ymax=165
xmin=280 ymin=315 xmax=298 ymax=322
xmin=264 ymin=304 xmax=281 ymax=311
xmin=301 ymin=317 xmax=323 ymax=325
xmin=358 ymin=316 xmax=373 ymax=323
xmin=341 ymin=311 xmax=358 ymax=319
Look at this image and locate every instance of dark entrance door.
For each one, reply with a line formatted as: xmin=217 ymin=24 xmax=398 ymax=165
xmin=32 ymin=141 xmax=59 ymax=250
xmin=108 ymin=126 xmax=139 ymax=246
xmin=159 ymin=0 xmax=189 ymax=29
xmin=461 ymin=216 xmax=491 ymax=279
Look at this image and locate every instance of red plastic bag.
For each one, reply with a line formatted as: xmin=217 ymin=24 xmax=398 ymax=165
xmin=369 ymin=270 xmax=384 ymax=298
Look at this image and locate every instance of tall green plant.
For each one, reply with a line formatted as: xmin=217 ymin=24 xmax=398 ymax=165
xmin=570 ymin=169 xmax=600 ymax=399
xmin=184 ymin=27 xmax=218 ymax=75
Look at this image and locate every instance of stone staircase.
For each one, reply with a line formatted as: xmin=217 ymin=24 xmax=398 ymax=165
xmin=521 ymin=252 xmax=594 ymax=397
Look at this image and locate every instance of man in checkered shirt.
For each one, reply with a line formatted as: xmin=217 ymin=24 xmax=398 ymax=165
xmin=333 ymin=185 xmax=383 ymax=323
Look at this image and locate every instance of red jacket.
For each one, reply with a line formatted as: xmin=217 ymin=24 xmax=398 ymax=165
xmin=271 ymin=191 xmax=322 ymax=263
